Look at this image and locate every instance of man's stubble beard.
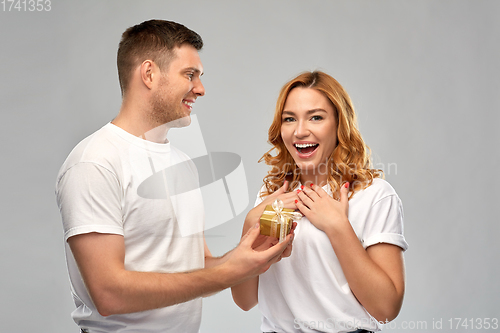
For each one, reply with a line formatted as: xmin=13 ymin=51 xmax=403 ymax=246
xmin=149 ymin=77 xmax=190 ymax=129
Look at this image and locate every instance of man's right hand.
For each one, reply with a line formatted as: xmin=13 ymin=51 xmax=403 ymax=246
xmin=222 ymin=222 xmax=293 ymax=285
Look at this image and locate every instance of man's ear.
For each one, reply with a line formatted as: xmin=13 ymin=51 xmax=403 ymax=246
xmin=140 ymin=60 xmax=155 ymax=90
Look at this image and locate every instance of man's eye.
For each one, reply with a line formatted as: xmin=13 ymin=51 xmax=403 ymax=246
xmin=187 ymin=73 xmax=194 ymax=81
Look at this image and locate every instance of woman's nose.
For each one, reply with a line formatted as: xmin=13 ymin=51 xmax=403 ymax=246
xmin=294 ymin=121 xmax=309 ymax=138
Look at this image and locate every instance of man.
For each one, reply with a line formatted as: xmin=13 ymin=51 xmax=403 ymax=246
xmin=55 ymin=20 xmax=292 ymax=332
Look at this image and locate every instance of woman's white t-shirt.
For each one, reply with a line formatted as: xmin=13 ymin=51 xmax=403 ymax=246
xmin=257 ymin=178 xmax=408 ymax=333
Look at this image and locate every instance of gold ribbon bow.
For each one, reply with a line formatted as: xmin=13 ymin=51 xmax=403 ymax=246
xmin=270 ymin=199 xmax=303 ymax=243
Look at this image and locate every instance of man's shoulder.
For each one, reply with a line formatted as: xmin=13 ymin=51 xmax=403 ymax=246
xmin=57 ymin=124 xmax=123 ymax=179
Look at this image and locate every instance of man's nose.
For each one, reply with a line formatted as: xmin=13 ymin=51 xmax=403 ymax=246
xmin=193 ymin=79 xmax=205 ymax=97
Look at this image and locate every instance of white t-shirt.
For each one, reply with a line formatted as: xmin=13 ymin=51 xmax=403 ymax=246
xmin=55 ymin=123 xmax=205 ymax=333
xmin=257 ymin=178 xmax=408 ymax=333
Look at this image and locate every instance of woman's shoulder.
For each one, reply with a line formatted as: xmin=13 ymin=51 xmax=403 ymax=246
xmin=256 ymin=184 xmax=267 ymax=196
xmin=254 ymin=184 xmax=268 ymax=206
xmin=352 ymin=177 xmax=400 ymax=204
xmin=368 ymin=177 xmax=397 ymax=194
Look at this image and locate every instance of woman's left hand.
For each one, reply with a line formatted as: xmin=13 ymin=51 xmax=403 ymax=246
xmin=296 ymin=182 xmax=350 ymax=233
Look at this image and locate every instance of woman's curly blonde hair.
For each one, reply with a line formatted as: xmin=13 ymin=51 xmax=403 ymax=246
xmin=259 ymin=71 xmax=383 ymax=199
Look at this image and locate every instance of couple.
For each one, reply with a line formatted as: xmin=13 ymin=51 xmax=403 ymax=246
xmin=55 ymin=20 xmax=407 ymax=333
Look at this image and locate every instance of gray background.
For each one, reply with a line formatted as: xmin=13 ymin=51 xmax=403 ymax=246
xmin=1 ymin=0 xmax=499 ymax=332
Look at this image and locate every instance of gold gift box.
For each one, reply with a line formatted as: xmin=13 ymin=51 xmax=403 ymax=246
xmin=259 ymin=199 xmax=302 ymax=242
xmin=260 ymin=204 xmax=293 ymax=238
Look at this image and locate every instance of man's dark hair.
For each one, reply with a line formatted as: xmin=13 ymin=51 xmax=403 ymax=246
xmin=117 ymin=19 xmax=203 ymax=95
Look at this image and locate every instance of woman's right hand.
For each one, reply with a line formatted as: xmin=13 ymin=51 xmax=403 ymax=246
xmin=266 ymin=180 xmax=301 ymax=210
xmin=243 ymin=181 xmax=299 ymax=232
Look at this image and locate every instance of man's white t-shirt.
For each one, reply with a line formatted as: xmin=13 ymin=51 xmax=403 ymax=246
xmin=257 ymin=178 xmax=408 ymax=333
xmin=56 ymin=123 xmax=205 ymax=332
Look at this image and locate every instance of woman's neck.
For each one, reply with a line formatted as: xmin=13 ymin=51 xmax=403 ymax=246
xmin=299 ymin=171 xmax=328 ymax=187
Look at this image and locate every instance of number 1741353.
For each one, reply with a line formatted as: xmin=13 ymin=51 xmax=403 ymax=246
xmin=2 ymin=0 xmax=51 ymax=11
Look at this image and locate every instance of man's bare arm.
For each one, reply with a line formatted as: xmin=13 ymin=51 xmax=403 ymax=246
xmin=68 ymin=223 xmax=291 ymax=317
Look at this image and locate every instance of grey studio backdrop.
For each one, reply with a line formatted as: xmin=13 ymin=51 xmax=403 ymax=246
xmin=1 ymin=1 xmax=499 ymax=332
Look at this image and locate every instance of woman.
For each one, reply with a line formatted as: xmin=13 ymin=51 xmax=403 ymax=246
xmin=232 ymin=71 xmax=408 ymax=333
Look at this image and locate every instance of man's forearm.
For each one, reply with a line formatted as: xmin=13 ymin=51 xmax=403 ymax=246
xmin=70 ymin=233 xmax=243 ymax=317
xmin=92 ymin=263 xmax=239 ymax=316
xmin=204 ymin=249 xmax=233 ymax=269
xmin=71 ymin=225 xmax=290 ymax=317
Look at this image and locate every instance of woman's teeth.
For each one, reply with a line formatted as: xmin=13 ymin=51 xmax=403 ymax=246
xmin=294 ymin=143 xmax=319 ymax=154
xmin=294 ymin=143 xmax=318 ymax=148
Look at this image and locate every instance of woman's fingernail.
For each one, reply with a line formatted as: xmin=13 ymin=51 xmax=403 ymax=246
xmin=344 ymin=182 xmax=349 ymax=188
xmin=295 ymin=199 xmax=298 ymax=203
xmin=310 ymin=183 xmax=314 ymax=187
xmin=300 ymin=185 xmax=304 ymax=190
xmin=296 ymin=189 xmax=301 ymax=193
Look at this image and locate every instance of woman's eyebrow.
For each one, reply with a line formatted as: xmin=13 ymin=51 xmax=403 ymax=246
xmin=282 ymin=109 xmax=327 ymax=115
xmin=306 ymin=109 xmax=327 ymax=114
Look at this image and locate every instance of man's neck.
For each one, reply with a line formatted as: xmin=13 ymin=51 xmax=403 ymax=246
xmin=112 ymin=103 xmax=170 ymax=144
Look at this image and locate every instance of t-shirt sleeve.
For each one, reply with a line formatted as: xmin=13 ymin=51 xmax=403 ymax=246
xmin=56 ymin=162 xmax=124 ymax=242
xmin=361 ymin=194 xmax=408 ymax=251
xmin=254 ymin=185 xmax=268 ymax=207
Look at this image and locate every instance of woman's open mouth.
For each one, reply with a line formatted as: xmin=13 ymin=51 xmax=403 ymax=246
xmin=294 ymin=143 xmax=319 ymax=156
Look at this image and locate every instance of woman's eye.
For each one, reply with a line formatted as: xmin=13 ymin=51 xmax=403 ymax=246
xmin=283 ymin=117 xmax=295 ymax=122
xmin=311 ymin=115 xmax=323 ymax=121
